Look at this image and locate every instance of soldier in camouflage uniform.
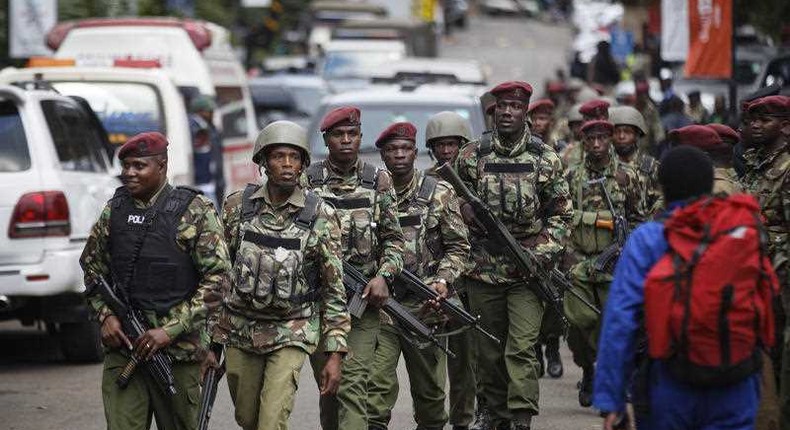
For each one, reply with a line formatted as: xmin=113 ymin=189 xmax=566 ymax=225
xmin=529 ymin=99 xmax=562 ymax=153
xmin=215 ymin=121 xmax=351 ymax=430
xmin=559 ymin=102 xmax=585 ymax=170
xmin=424 ymin=111 xmax=480 ymax=430
xmin=563 ymin=120 xmax=645 ymax=408
xmin=305 ymin=106 xmax=405 ymax=430
xmin=634 ymin=82 xmax=665 ymax=157
xmin=609 ymin=106 xmax=662 ymax=214
xmin=80 ymin=132 xmax=231 ymax=430
xmin=669 ymin=125 xmax=744 ymax=197
xmin=455 ymin=81 xmax=573 ymax=430
xmin=366 ymin=122 xmax=471 ymax=430
xmin=741 ymin=96 xmax=790 ymax=430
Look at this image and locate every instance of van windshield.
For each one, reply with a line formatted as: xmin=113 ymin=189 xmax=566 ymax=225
xmin=52 ymin=82 xmax=165 ymax=146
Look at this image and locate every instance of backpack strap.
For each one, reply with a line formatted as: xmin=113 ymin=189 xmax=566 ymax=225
xmin=477 ymin=131 xmax=493 ymax=157
xmin=240 ymin=183 xmax=261 ymax=223
xmin=359 ymin=162 xmax=378 ymax=190
xmin=294 ymin=191 xmax=323 ymax=231
xmin=416 ymin=175 xmax=438 ymax=207
xmin=306 ymin=163 xmax=326 ymax=187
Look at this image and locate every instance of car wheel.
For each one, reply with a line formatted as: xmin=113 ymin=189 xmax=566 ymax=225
xmin=59 ymin=319 xmax=104 ymax=363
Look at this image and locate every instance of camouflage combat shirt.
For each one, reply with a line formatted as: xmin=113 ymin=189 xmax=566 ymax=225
xmin=743 ymin=140 xmax=790 ymax=286
xmin=455 ymin=130 xmax=573 ymax=285
xmin=619 ymin=149 xmax=661 ymax=216
xmin=305 ymin=158 xmax=405 ymax=281
xmin=713 ymin=166 xmax=744 ymax=197
xmin=80 ymin=184 xmax=231 ymax=362
xmin=216 ymin=184 xmax=350 ymax=355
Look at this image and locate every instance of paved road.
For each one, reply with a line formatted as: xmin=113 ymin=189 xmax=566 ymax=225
xmin=0 ymin=13 xmax=600 ymax=430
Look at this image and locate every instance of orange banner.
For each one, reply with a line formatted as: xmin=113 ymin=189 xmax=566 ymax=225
xmin=684 ymin=0 xmax=732 ymax=79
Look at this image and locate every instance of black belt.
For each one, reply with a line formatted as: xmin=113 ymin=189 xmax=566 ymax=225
xmin=325 ymin=197 xmax=371 ymax=210
xmin=483 ymin=163 xmax=534 ymax=173
xmin=242 ymin=231 xmax=301 ymax=250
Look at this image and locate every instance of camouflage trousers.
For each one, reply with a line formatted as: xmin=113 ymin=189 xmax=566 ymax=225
xmin=101 ymin=350 xmax=200 ymax=430
xmin=225 ymin=346 xmax=307 ymax=430
xmin=447 ymin=285 xmax=478 ymax=427
xmin=366 ymin=321 xmax=448 ymax=429
xmin=311 ymin=306 xmax=380 ymax=430
xmin=467 ymin=279 xmax=544 ymax=422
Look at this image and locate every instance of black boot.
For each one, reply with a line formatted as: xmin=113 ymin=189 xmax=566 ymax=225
xmin=469 ymin=406 xmax=492 ymax=430
xmin=545 ymin=337 xmax=563 ymax=378
xmin=578 ymin=366 xmax=594 ymax=408
xmin=535 ymin=344 xmax=545 ymax=378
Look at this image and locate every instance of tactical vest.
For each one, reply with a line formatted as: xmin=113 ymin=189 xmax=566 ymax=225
xmin=475 ymin=134 xmax=546 ymax=237
xmin=306 ymin=161 xmax=380 ymax=271
xmin=569 ymin=167 xmax=629 ymax=255
xmin=109 ymin=185 xmax=201 ymax=316
xmin=229 ymin=184 xmax=323 ymax=321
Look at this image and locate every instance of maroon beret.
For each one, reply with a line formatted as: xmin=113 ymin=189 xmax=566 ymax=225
xmin=580 ymin=120 xmax=614 ymax=135
xmin=547 ymin=81 xmax=566 ymax=93
xmin=669 ymin=125 xmax=726 ymax=151
xmin=706 ymin=124 xmax=740 ymax=144
xmin=528 ymin=99 xmax=555 ymax=114
xmin=635 ymin=81 xmax=650 ymax=94
xmin=490 ymin=81 xmax=533 ymax=102
xmin=118 ymin=132 xmax=168 ymax=160
xmin=320 ymin=106 xmax=361 ymax=132
xmin=375 ymin=122 xmax=417 ymax=148
xmin=579 ymin=99 xmax=611 ymax=119
xmin=746 ymin=95 xmax=790 ymax=116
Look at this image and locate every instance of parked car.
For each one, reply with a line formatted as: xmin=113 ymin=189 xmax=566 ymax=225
xmin=332 ymin=17 xmax=441 ymax=58
xmin=756 ymin=52 xmax=790 ymax=95
xmin=318 ymin=39 xmax=408 ymax=93
xmin=305 ymin=1 xmax=389 ymax=58
xmin=250 ymin=74 xmax=329 ymax=120
xmin=368 ymin=58 xmax=488 ymax=86
xmin=249 ymin=82 xmax=307 ymax=129
xmin=309 ymin=84 xmax=486 ymax=170
xmin=0 ymin=84 xmax=121 ymax=362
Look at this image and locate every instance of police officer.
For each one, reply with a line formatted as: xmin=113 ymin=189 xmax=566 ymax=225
xmin=366 ymin=122 xmax=471 ymax=430
xmin=609 ymin=106 xmax=661 ymax=214
xmin=669 ymin=125 xmax=743 ymax=197
xmin=741 ymin=96 xmax=790 ymax=429
xmin=305 ymin=106 xmax=405 ymax=430
xmin=455 ymin=81 xmax=574 ymax=430
xmin=215 ymin=121 xmax=351 ymax=430
xmin=425 ymin=111 xmax=479 ymax=430
xmin=563 ymin=120 xmax=645 ymax=408
xmin=80 ymin=131 xmax=231 ymax=430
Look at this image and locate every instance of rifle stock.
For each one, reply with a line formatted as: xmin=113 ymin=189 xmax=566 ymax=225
xmin=341 ymin=262 xmax=455 ymax=358
xmin=437 ymin=163 xmax=600 ymax=319
xmin=92 ymin=275 xmax=177 ymax=396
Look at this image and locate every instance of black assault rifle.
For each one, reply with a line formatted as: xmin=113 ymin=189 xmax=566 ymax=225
xmin=436 ymin=163 xmax=601 ymax=323
xmin=197 ymin=345 xmax=225 ymax=430
xmin=342 ymin=261 xmax=456 ymax=358
xmin=92 ymin=275 xmax=177 ymax=395
xmin=395 ymin=270 xmax=501 ymax=344
xmin=588 ymin=177 xmax=629 ymax=274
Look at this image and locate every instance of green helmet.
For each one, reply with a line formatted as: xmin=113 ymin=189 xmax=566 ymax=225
xmin=425 ymin=111 xmax=473 ymax=146
xmin=252 ymin=120 xmax=310 ymax=166
xmin=609 ymin=106 xmax=647 ymax=136
xmin=189 ymin=95 xmax=216 ymax=113
xmin=568 ymin=102 xmax=584 ymax=123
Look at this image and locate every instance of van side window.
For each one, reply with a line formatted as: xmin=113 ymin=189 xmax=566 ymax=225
xmin=41 ymin=100 xmax=108 ymax=172
xmin=0 ymin=101 xmax=31 ymax=172
xmin=221 ymin=104 xmax=249 ymax=139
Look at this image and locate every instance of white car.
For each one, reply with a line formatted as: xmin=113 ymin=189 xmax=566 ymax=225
xmin=0 ymin=84 xmax=120 ymax=362
xmin=318 ymin=39 xmax=407 ymax=93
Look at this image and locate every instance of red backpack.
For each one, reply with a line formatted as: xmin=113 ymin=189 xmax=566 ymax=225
xmin=644 ymin=194 xmax=779 ymax=387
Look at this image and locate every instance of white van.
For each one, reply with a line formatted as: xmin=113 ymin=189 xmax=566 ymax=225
xmin=0 ymin=66 xmax=194 ymax=186
xmin=48 ymin=18 xmax=259 ymax=192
